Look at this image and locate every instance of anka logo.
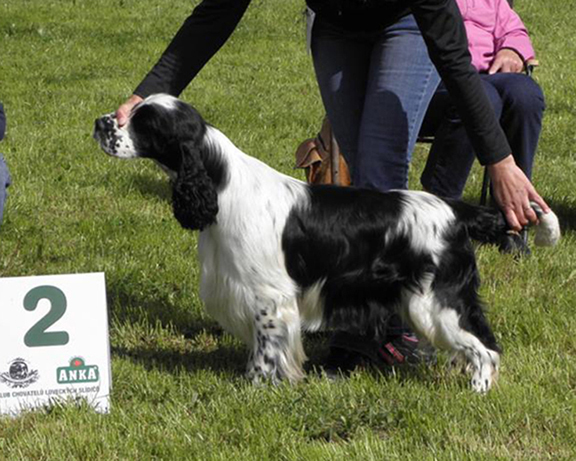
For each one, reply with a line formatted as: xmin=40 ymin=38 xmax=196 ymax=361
xmin=57 ymin=357 xmax=99 ymax=384
xmin=0 ymin=358 xmax=40 ymax=388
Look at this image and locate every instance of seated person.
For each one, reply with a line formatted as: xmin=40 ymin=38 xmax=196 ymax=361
xmin=0 ymin=102 xmax=10 ymax=227
xmin=420 ymin=0 xmax=543 ymax=200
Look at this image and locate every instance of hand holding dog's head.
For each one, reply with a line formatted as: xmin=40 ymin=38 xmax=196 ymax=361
xmin=94 ymin=94 xmax=206 ymax=171
xmin=94 ymin=94 xmax=220 ymax=230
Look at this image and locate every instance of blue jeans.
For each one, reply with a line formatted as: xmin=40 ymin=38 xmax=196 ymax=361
xmin=0 ymin=153 xmax=10 ymax=226
xmin=311 ymin=14 xmax=440 ymax=192
xmin=420 ymin=73 xmax=545 ymax=199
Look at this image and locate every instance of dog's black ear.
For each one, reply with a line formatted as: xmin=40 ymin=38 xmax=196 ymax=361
xmin=172 ymin=141 xmax=218 ymax=231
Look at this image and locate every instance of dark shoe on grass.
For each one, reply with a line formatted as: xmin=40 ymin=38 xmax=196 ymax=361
xmin=322 ymin=331 xmax=436 ymax=378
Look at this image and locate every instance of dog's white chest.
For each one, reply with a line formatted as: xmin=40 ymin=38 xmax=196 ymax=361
xmin=196 ymin=229 xmax=301 ymax=346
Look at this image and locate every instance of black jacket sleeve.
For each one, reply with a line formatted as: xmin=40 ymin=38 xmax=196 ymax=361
xmin=134 ymin=0 xmax=252 ymax=98
xmin=410 ymin=0 xmax=511 ymax=165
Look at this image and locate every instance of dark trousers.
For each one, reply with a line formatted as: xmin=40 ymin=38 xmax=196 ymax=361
xmin=420 ymin=73 xmax=545 ymax=199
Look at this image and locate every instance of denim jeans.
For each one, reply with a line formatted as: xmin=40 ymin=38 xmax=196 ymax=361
xmin=0 ymin=153 xmax=10 ymax=226
xmin=311 ymin=14 xmax=440 ymax=192
xmin=420 ymin=73 xmax=545 ymax=199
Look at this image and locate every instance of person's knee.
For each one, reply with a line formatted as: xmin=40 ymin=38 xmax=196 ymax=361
xmin=503 ymin=76 xmax=545 ymax=116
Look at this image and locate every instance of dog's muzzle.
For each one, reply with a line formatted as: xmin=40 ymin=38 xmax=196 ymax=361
xmin=93 ymin=115 xmax=115 ymax=143
xmin=93 ymin=114 xmax=135 ymax=158
xmin=93 ymin=115 xmax=110 ymax=146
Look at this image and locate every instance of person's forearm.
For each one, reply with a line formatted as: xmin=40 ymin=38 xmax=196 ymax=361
xmin=135 ymin=0 xmax=252 ymax=98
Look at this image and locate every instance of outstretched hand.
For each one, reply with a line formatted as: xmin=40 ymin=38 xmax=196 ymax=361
xmin=487 ymin=155 xmax=550 ymax=231
xmin=116 ymin=95 xmax=144 ymax=127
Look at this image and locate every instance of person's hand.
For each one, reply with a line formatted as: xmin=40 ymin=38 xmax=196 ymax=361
xmin=116 ymin=95 xmax=144 ymax=127
xmin=487 ymin=155 xmax=550 ymax=231
xmin=488 ymin=49 xmax=525 ymax=74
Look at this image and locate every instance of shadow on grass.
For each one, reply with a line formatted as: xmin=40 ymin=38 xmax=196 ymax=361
xmin=109 ymin=293 xmax=226 ymax=340
xmin=112 ymin=342 xmax=248 ymax=375
xmin=108 ymin=295 xmax=245 ymax=375
xmin=548 ymin=199 xmax=576 ymax=233
xmin=112 ymin=328 xmax=333 ymax=378
xmin=132 ymin=171 xmax=172 ymax=202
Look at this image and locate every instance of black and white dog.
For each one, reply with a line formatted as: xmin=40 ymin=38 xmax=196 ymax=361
xmin=94 ymin=94 xmax=560 ymax=392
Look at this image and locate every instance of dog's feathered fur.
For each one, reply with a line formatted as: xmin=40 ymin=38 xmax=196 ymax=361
xmin=94 ymin=94 xmax=560 ymax=392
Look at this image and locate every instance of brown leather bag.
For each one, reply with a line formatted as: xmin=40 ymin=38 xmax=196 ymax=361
xmin=295 ymin=117 xmax=351 ymax=186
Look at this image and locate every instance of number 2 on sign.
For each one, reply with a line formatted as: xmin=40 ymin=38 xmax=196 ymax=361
xmin=23 ymin=285 xmax=70 ymax=347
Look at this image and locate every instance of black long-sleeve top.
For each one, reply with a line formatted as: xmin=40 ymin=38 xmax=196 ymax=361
xmin=134 ymin=0 xmax=511 ymax=166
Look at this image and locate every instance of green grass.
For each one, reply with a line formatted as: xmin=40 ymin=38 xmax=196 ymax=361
xmin=1 ymin=0 xmax=575 ymax=459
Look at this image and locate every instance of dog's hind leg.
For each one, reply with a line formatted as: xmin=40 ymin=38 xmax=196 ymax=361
xmin=402 ymin=283 xmax=500 ymax=393
xmin=246 ymin=298 xmax=306 ymax=384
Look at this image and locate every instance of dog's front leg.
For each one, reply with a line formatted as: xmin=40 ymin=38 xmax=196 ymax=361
xmin=246 ymin=299 xmax=307 ymax=384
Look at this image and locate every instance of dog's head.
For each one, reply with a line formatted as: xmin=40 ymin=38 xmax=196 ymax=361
xmin=94 ymin=94 xmax=225 ymax=231
xmin=93 ymin=94 xmax=208 ymax=172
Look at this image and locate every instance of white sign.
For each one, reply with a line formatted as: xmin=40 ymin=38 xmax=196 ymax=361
xmin=0 ymin=272 xmax=111 ymax=416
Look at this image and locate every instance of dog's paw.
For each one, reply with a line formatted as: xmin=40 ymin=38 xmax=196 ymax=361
xmin=470 ymin=350 xmax=499 ymax=393
xmin=246 ymin=362 xmax=280 ymax=386
xmin=471 ymin=374 xmax=492 ymax=393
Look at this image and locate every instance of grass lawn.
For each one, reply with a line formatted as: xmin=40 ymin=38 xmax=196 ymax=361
xmin=1 ymin=0 xmax=575 ymax=459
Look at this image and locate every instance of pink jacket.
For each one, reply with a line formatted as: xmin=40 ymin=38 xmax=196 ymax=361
xmin=456 ymin=0 xmax=535 ymax=72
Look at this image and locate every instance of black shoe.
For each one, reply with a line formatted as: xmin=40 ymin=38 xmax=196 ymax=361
xmin=322 ymin=331 xmax=436 ymax=377
xmin=376 ymin=333 xmax=436 ymax=366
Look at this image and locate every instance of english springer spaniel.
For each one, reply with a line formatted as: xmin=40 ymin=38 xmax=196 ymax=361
xmin=94 ymin=94 xmax=560 ymax=393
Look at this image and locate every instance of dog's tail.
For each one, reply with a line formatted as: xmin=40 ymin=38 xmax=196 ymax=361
xmin=447 ymin=199 xmax=560 ymax=253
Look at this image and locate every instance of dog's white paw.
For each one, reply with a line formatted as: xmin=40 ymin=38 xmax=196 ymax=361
xmin=470 ymin=350 xmax=499 ymax=393
xmin=246 ymin=359 xmax=280 ymax=386
xmin=471 ymin=373 xmax=492 ymax=393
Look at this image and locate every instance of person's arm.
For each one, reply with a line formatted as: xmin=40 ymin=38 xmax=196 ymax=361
xmin=410 ymin=0 xmax=549 ymax=229
xmin=117 ymin=0 xmax=252 ymax=125
xmin=411 ymin=0 xmax=509 ymax=166
xmin=489 ymin=0 xmax=535 ymax=74
xmin=494 ymin=0 xmax=535 ymax=63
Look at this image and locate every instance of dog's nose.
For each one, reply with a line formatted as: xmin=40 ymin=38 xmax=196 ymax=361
xmin=94 ymin=114 xmax=117 ymax=133
xmin=94 ymin=117 xmax=106 ymax=134
xmin=93 ymin=117 xmax=114 ymax=142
